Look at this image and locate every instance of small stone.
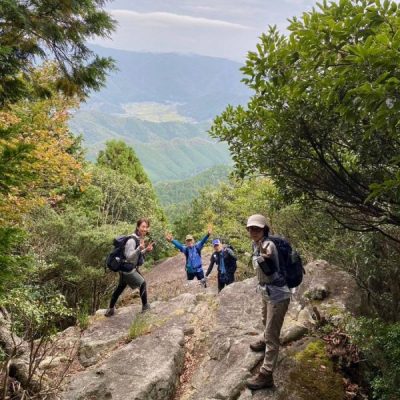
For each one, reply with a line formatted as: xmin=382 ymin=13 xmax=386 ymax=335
xmin=183 ymin=326 xmax=195 ymax=336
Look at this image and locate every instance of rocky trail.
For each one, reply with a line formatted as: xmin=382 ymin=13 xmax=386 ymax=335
xmin=55 ymin=253 xmax=367 ymax=400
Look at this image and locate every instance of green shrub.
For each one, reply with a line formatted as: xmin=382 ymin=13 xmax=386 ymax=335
xmin=348 ymin=317 xmax=400 ymax=400
xmin=128 ymin=314 xmax=152 ymax=341
xmin=76 ymin=306 xmax=90 ymax=331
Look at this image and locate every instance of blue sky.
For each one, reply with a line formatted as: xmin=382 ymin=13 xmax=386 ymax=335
xmin=91 ymin=0 xmax=316 ymax=61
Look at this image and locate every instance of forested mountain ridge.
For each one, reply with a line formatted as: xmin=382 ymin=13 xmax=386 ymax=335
xmin=70 ymin=110 xmax=232 ymax=182
xmin=70 ymin=47 xmax=248 ymax=182
xmin=154 ymin=165 xmax=231 ymax=207
xmin=81 ymin=45 xmax=250 ymax=121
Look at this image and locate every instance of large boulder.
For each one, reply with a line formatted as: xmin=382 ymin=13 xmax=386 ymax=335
xmin=187 ymin=278 xmax=312 ymax=400
xmin=297 ymin=260 xmax=368 ymax=318
xmin=185 ymin=260 xmax=367 ymax=399
xmin=60 ymin=257 xmax=366 ymax=400
xmin=62 ymin=293 xmax=198 ymax=400
xmin=62 ymin=326 xmax=185 ymax=400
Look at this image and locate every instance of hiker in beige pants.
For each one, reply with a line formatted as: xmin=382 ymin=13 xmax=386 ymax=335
xmin=246 ymin=214 xmax=291 ymax=390
xmin=261 ymin=296 xmax=290 ymax=373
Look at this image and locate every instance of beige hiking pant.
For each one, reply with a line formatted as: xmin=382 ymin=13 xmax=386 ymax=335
xmin=261 ymin=297 xmax=290 ymax=373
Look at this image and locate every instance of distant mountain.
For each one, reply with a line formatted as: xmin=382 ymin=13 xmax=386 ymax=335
xmin=155 ymin=165 xmax=231 ymax=207
xmin=154 ymin=165 xmax=231 ymax=222
xmin=84 ymin=45 xmax=250 ymax=121
xmin=70 ymin=111 xmax=232 ymax=182
xmin=71 ymin=47 xmax=250 ymax=182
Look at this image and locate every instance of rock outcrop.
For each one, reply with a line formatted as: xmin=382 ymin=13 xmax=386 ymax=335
xmin=60 ymin=258 xmax=367 ymax=400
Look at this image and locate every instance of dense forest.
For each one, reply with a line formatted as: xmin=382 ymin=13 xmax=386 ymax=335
xmin=1 ymin=0 xmax=400 ymax=399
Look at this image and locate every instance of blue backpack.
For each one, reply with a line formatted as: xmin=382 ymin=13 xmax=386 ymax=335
xmin=106 ymin=235 xmax=144 ymax=272
xmin=268 ymin=235 xmax=304 ymax=288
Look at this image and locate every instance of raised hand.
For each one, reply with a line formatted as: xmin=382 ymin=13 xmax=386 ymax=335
xmin=139 ymin=238 xmax=146 ymax=250
xmin=145 ymin=242 xmax=154 ymax=252
xmin=207 ymin=224 xmax=213 ymax=236
xmin=165 ymin=232 xmax=173 ymax=242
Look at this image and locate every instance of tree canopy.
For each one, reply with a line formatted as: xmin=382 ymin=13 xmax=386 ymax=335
xmin=210 ymin=0 xmax=400 ymax=240
xmin=97 ymin=140 xmax=151 ymax=185
xmin=0 ymin=0 xmax=115 ymax=105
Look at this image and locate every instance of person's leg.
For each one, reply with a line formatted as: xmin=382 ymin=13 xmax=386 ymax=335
xmin=250 ymin=296 xmax=267 ymax=351
xmin=196 ymin=269 xmax=207 ymax=287
xmin=186 ymin=271 xmax=195 ymax=280
xmin=247 ymin=298 xmax=289 ymax=390
xmin=124 ymin=270 xmax=150 ymax=312
xmin=225 ymin=274 xmax=235 ymax=287
xmin=106 ymin=273 xmax=127 ymax=316
xmin=217 ymin=278 xmax=225 ymax=292
xmin=139 ymin=281 xmax=149 ymax=311
xmin=261 ymin=298 xmax=290 ymax=374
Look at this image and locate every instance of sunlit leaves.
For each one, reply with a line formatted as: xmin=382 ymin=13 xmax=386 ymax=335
xmin=210 ymin=0 xmax=400 ymax=235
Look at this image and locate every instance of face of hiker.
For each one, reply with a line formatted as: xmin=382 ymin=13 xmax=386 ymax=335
xmin=247 ymin=226 xmax=264 ymax=242
xmin=186 ymin=239 xmax=194 ymax=248
xmin=214 ymin=243 xmax=223 ymax=252
xmin=137 ymin=221 xmax=149 ymax=237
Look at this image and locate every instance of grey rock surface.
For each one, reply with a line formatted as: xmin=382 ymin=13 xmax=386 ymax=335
xmin=62 ymin=294 xmax=197 ymax=400
xmin=60 ymin=257 xmax=365 ymax=400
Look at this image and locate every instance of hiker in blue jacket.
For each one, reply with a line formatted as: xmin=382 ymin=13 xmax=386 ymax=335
xmin=206 ymin=239 xmax=237 ymax=292
xmin=165 ymin=227 xmax=211 ymax=287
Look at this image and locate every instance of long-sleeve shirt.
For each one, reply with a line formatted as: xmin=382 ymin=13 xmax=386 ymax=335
xmin=171 ymin=233 xmax=209 ymax=271
xmin=252 ymin=237 xmax=290 ymax=304
xmin=124 ymin=233 xmax=146 ymax=267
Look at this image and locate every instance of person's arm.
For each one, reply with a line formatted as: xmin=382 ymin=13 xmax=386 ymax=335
xmin=166 ymin=232 xmax=185 ymax=253
xmin=206 ymin=253 xmax=216 ymax=277
xmin=125 ymin=238 xmax=144 ymax=261
xmin=196 ymin=232 xmax=210 ymax=250
xmin=171 ymin=239 xmax=186 ymax=253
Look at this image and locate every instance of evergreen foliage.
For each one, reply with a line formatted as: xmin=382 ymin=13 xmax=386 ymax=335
xmin=211 ymin=0 xmax=400 ymax=239
xmin=26 ymin=165 xmax=169 ymax=313
xmin=0 ymin=0 xmax=115 ymax=104
xmin=97 ymin=140 xmax=150 ymax=184
xmin=349 ymin=317 xmax=400 ymax=400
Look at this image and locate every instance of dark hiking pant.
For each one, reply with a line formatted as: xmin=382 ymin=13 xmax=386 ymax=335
xmin=217 ymin=274 xmax=235 ymax=292
xmin=109 ymin=269 xmax=147 ymax=308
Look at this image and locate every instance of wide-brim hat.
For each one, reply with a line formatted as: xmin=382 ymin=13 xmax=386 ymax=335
xmin=185 ymin=234 xmax=194 ymax=241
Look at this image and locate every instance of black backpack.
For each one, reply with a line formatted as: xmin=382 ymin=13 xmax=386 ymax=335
xmin=268 ymin=235 xmax=304 ymax=289
xmin=106 ymin=235 xmax=144 ymax=272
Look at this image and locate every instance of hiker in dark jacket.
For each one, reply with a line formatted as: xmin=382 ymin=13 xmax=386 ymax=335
xmin=165 ymin=227 xmax=211 ymax=287
xmin=105 ymin=218 xmax=153 ymax=317
xmin=246 ymin=214 xmax=290 ymax=390
xmin=206 ymin=239 xmax=237 ymax=292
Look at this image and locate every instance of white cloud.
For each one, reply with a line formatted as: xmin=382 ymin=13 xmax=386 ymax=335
xmin=111 ymin=10 xmax=252 ymax=31
xmin=91 ymin=1 xmax=316 ymax=60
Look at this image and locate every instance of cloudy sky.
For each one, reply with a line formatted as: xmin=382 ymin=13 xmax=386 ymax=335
xmin=92 ymin=0 xmax=316 ymax=61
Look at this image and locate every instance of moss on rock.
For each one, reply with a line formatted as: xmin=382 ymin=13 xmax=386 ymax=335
xmin=284 ymin=339 xmax=345 ymax=400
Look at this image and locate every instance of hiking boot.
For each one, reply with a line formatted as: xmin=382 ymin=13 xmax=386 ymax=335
xmin=249 ymin=339 xmax=266 ymax=352
xmin=104 ymin=307 xmax=115 ymax=317
xmin=141 ymin=303 xmax=151 ymax=313
xmin=246 ymin=371 xmax=274 ymax=390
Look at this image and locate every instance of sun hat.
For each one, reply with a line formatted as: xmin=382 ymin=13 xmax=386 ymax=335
xmin=246 ymin=214 xmax=267 ymax=228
